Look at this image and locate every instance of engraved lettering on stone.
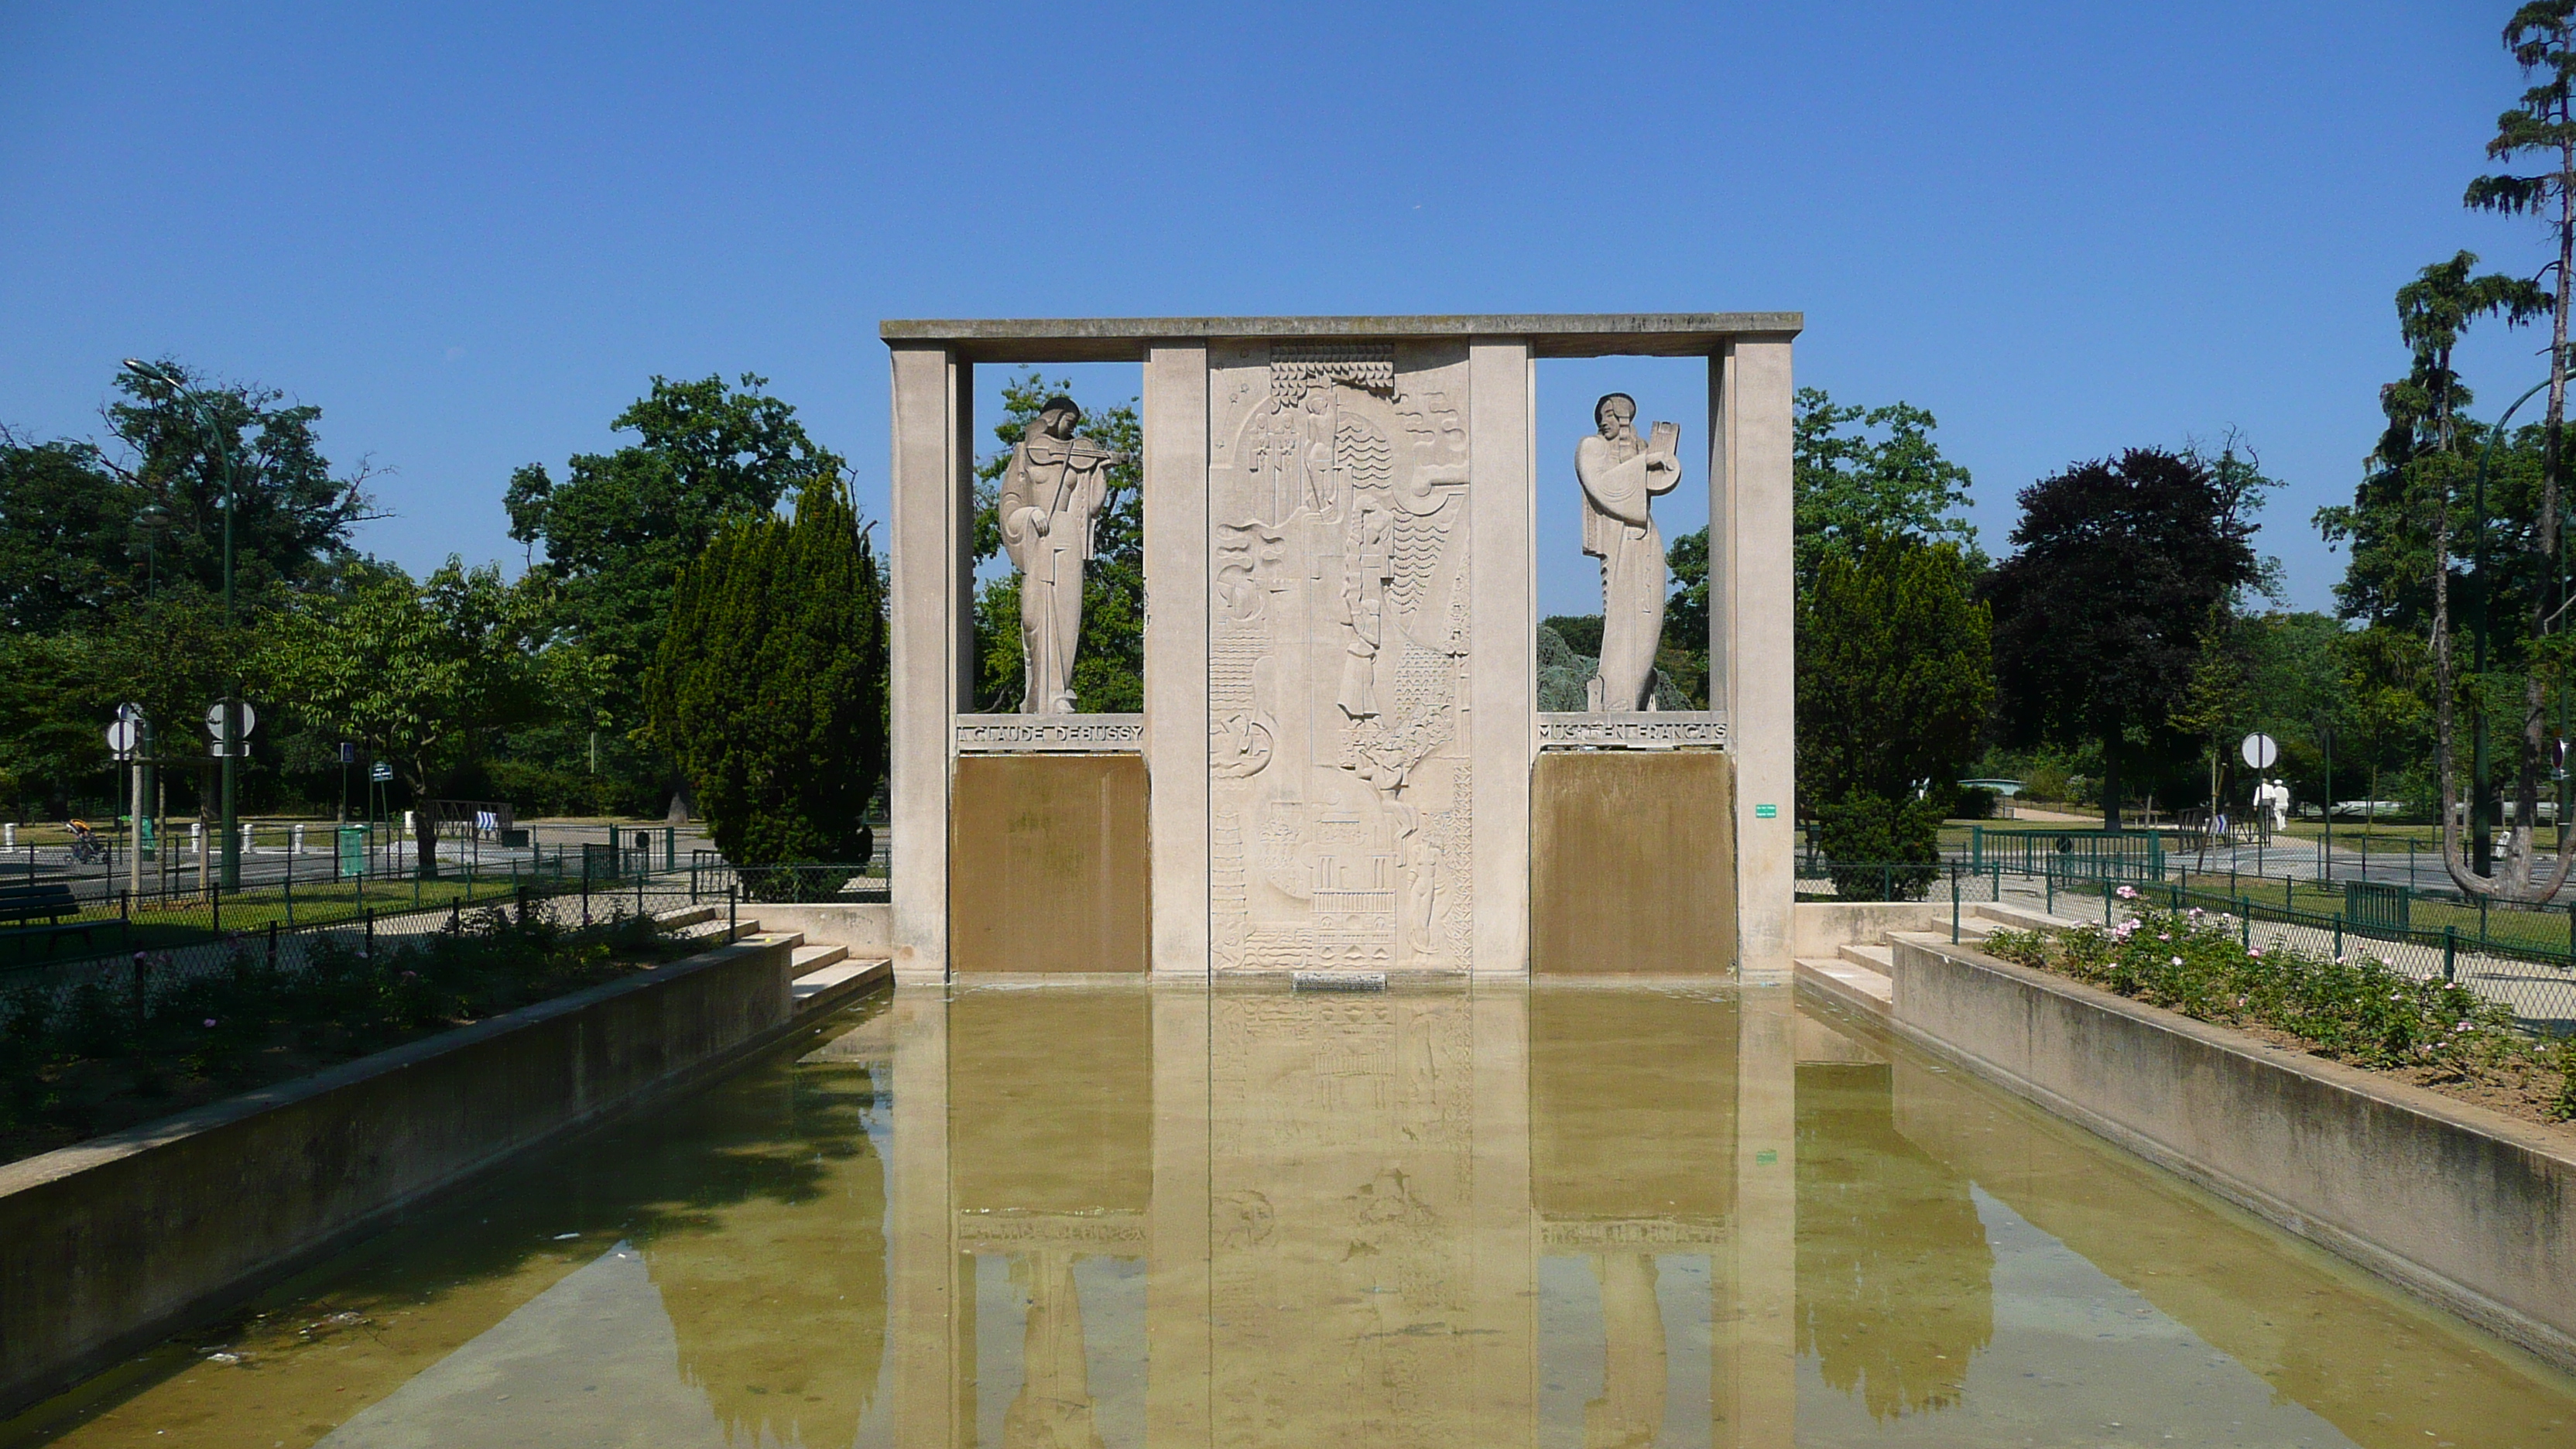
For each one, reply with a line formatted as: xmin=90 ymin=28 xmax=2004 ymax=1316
xmin=1536 ymin=711 xmax=1728 ymax=748
xmin=954 ymin=713 xmax=1146 ymax=752
xmin=1575 ymin=393 xmax=1683 ymax=711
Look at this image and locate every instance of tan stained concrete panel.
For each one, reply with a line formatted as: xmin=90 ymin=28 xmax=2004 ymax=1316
xmin=949 ymin=754 xmax=1149 ymax=974
xmin=1530 ymin=751 xmax=1735 ymax=975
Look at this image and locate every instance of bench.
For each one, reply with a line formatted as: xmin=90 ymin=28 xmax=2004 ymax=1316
xmin=0 ymin=881 xmax=99 ymax=957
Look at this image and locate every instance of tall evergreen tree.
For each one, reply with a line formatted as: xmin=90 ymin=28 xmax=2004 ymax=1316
xmin=1799 ymin=532 xmax=1994 ymax=898
xmin=645 ymin=476 xmax=886 ymax=869
xmin=2451 ymin=2 xmax=2576 ymax=899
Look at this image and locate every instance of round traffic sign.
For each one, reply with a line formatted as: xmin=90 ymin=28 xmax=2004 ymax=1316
xmin=203 ymin=701 xmax=259 ymax=738
xmin=2239 ymin=731 xmax=2280 ymax=770
xmin=115 ymin=701 xmax=146 ymax=725
xmin=105 ymin=721 xmax=138 ymax=757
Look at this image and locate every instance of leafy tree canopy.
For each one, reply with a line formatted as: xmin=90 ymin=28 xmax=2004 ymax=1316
xmin=1984 ymin=447 xmax=2269 ymax=826
xmin=1663 ymin=387 xmax=1975 ymax=709
xmin=503 ymin=374 xmax=840 ymax=810
xmin=1 ymin=361 xmax=375 ymax=634
xmin=258 ymin=560 xmax=550 ymax=872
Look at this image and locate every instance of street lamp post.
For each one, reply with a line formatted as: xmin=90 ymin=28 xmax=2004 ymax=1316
xmin=122 ymin=360 xmax=242 ymax=892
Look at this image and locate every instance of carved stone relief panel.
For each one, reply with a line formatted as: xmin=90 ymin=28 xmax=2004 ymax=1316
xmin=1207 ymin=342 xmax=1475 ymax=973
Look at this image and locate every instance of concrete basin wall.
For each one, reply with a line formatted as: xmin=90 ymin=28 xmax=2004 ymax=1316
xmin=1885 ymin=934 xmax=2576 ymax=1373
xmin=0 ymin=932 xmax=804 ymax=1415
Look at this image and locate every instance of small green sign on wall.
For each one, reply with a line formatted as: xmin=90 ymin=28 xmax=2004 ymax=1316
xmin=1754 ymin=803 xmax=1778 ymax=819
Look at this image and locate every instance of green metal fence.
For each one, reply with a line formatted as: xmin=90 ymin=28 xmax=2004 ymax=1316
xmin=1968 ymin=826 xmax=2166 ymax=881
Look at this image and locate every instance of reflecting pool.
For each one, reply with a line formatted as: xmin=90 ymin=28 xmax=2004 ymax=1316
xmin=9 ymin=981 xmax=2574 ymax=1447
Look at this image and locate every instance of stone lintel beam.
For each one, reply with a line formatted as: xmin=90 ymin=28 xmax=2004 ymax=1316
xmin=879 ymin=313 xmax=1804 ymax=362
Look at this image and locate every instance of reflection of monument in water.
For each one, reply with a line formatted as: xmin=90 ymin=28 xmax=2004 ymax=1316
xmin=865 ymin=981 xmax=1933 ymax=1448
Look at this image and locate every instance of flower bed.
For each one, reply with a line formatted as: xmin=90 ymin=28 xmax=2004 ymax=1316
xmin=1984 ymin=897 xmax=2576 ymax=1132
xmin=0 ymin=909 xmax=694 ymax=1164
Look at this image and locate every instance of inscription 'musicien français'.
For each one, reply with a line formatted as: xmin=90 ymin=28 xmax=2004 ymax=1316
xmin=1537 ymin=711 xmax=1728 ymax=748
xmin=954 ymin=714 xmax=1146 ymax=752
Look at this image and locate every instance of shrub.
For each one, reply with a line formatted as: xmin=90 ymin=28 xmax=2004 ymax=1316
xmin=2043 ymin=908 xmax=2526 ymax=1077
xmin=1817 ymin=789 xmax=1943 ymax=901
xmin=1981 ymin=927 xmax=2050 ymax=969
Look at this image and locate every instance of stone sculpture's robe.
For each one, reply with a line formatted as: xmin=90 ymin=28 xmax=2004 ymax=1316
xmin=1576 ymin=423 xmax=1681 ymax=711
xmin=999 ymin=431 xmax=1117 ymax=714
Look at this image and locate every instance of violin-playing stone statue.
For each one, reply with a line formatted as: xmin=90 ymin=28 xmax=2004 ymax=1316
xmin=1575 ymin=392 xmax=1683 ymax=711
xmin=999 ymin=396 xmax=1130 ymax=714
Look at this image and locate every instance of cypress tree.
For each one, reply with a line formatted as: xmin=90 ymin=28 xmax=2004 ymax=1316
xmin=646 ymin=474 xmax=886 ymax=870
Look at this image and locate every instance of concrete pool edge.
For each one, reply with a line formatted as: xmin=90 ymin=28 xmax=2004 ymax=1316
xmin=1866 ymin=931 xmax=2576 ymax=1375
xmin=0 ymin=927 xmax=890 ymax=1417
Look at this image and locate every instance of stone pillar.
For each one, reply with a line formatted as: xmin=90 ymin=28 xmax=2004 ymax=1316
xmin=886 ymin=987 xmax=956 ymax=1444
xmin=889 ymin=345 xmax=969 ymax=981
xmin=1715 ymin=339 xmax=1796 ymax=980
xmin=1468 ymin=341 xmax=1536 ymax=975
xmin=1143 ymin=345 xmax=1211 ymax=976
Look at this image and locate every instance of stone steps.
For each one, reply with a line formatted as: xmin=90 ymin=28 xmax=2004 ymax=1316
xmin=791 ymin=955 xmax=892 ymax=1013
xmin=1794 ymin=956 xmax=1893 ymax=1017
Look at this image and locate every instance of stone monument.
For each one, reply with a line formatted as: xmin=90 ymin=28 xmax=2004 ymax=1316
xmin=883 ymin=315 xmax=1800 ymax=981
xmin=997 ymin=395 xmax=1127 ymax=714
xmin=1575 ymin=392 xmax=1683 ymax=711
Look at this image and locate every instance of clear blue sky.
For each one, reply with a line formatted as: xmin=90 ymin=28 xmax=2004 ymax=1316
xmin=0 ymin=2 xmax=2558 ymax=618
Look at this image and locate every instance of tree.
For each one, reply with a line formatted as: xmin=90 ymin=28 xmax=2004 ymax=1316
xmin=0 ymin=361 xmax=375 ymax=818
xmin=2317 ymin=253 xmax=2543 ymax=632
xmin=1983 ymin=448 xmax=2267 ymax=831
xmin=1790 ymin=387 xmax=1979 ymax=581
xmin=1799 ymin=533 xmax=1994 ymax=897
xmin=2167 ymin=606 xmax=2257 ymax=835
xmin=505 ymin=375 xmax=839 ymax=815
xmin=2447 ymin=4 xmax=2576 ymax=899
xmin=1663 ymin=388 xmax=1976 ymax=710
xmin=2339 ymin=625 xmax=2432 ymax=848
xmin=645 ymin=477 xmax=887 ymax=868
xmin=259 ymin=561 xmax=548 ymax=875
xmin=969 ymin=372 xmax=1143 ymax=711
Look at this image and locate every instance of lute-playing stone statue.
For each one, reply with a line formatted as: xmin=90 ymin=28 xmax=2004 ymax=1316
xmin=999 ymin=396 xmax=1129 ymax=714
xmin=1576 ymin=392 xmax=1683 ymax=711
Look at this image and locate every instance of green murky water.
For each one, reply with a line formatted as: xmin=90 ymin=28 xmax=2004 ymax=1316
xmin=6 ymin=981 xmax=2571 ymax=1447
